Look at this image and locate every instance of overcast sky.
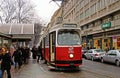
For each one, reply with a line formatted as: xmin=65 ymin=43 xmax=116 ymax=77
xmin=31 ymin=0 xmax=61 ymax=24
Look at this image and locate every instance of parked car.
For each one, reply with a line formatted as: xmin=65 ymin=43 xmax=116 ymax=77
xmin=101 ymin=50 xmax=120 ymax=66
xmin=84 ymin=49 xmax=105 ymax=61
xmin=82 ymin=49 xmax=87 ymax=58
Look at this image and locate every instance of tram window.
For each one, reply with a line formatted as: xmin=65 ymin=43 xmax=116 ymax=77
xmin=45 ymin=34 xmax=49 ymax=46
xmin=58 ymin=29 xmax=81 ymax=45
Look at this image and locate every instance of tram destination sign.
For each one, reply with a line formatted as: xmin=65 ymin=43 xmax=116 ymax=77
xmin=63 ymin=24 xmax=77 ymax=28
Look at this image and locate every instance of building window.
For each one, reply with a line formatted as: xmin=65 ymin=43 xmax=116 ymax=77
xmin=81 ymin=0 xmax=84 ymax=8
xmin=109 ymin=16 xmax=113 ymax=21
xmin=85 ymin=9 xmax=89 ymax=17
xmin=83 ymin=25 xmax=88 ymax=30
xmin=97 ymin=0 xmax=101 ymax=10
xmin=84 ymin=0 xmax=89 ymax=5
xmin=101 ymin=0 xmax=106 ymax=8
xmin=114 ymin=13 xmax=120 ymax=20
xmin=88 ymin=23 xmax=93 ymax=28
xmin=80 ymin=13 xmax=84 ymax=19
xmin=95 ymin=21 xmax=98 ymax=27
xmin=102 ymin=17 xmax=112 ymax=23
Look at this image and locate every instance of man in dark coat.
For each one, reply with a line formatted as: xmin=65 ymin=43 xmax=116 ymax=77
xmin=37 ymin=45 xmax=43 ymax=62
xmin=21 ymin=47 xmax=26 ymax=64
xmin=37 ymin=46 xmax=41 ymax=62
xmin=12 ymin=48 xmax=22 ymax=69
xmin=25 ymin=47 xmax=30 ymax=64
xmin=31 ymin=46 xmax=37 ymax=59
xmin=0 ymin=47 xmax=13 ymax=78
xmin=31 ymin=46 xmax=37 ymax=63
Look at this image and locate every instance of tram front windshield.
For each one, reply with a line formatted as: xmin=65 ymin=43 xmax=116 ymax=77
xmin=58 ymin=29 xmax=81 ymax=45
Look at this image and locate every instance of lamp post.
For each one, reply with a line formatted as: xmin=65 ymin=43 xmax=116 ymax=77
xmin=49 ymin=0 xmax=63 ymax=7
xmin=50 ymin=0 xmax=64 ymax=20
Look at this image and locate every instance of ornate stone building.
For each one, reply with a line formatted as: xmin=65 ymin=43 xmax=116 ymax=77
xmin=61 ymin=0 xmax=120 ymax=50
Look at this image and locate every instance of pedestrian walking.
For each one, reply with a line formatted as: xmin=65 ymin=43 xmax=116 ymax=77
xmin=37 ymin=45 xmax=43 ymax=63
xmin=25 ymin=47 xmax=30 ymax=64
xmin=21 ymin=47 xmax=27 ymax=64
xmin=12 ymin=47 xmax=22 ymax=69
xmin=31 ymin=46 xmax=37 ymax=63
xmin=0 ymin=46 xmax=14 ymax=78
xmin=37 ymin=46 xmax=41 ymax=63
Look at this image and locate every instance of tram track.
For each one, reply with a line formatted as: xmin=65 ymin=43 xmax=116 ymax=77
xmin=39 ymin=62 xmax=116 ymax=78
xmin=82 ymin=66 xmax=117 ymax=78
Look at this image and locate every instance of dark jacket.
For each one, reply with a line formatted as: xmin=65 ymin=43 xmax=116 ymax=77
xmin=0 ymin=52 xmax=13 ymax=70
xmin=12 ymin=50 xmax=22 ymax=62
xmin=31 ymin=47 xmax=37 ymax=59
xmin=37 ymin=46 xmax=42 ymax=56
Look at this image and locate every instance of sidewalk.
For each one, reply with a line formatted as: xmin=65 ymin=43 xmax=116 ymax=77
xmin=11 ymin=58 xmax=47 ymax=78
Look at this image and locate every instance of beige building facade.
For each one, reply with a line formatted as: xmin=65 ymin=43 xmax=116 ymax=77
xmin=62 ymin=0 xmax=120 ymax=50
xmin=50 ymin=7 xmax=63 ymax=27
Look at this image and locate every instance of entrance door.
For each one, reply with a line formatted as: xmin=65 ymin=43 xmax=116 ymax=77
xmin=49 ymin=32 xmax=56 ymax=63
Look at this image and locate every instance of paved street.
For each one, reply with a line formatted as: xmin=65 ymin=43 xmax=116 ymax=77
xmin=8 ymin=58 xmax=120 ymax=78
xmin=12 ymin=59 xmax=50 ymax=78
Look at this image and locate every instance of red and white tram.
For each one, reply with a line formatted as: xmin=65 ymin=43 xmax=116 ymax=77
xmin=41 ymin=23 xmax=82 ymax=70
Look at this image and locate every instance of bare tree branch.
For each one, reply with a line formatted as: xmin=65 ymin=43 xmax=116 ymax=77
xmin=0 ymin=0 xmax=36 ymax=23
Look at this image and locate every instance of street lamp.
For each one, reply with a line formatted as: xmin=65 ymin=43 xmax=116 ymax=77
xmin=49 ymin=0 xmax=62 ymax=7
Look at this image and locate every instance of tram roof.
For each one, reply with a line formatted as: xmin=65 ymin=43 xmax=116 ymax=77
xmin=39 ymin=23 xmax=80 ymax=41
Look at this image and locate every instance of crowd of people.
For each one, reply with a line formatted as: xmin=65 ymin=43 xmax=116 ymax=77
xmin=0 ymin=45 xmax=43 ymax=78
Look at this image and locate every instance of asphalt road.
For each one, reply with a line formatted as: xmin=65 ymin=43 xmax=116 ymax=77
xmin=10 ymin=58 xmax=120 ymax=78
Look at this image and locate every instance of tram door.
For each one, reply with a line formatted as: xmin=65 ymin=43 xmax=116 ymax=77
xmin=49 ymin=32 xmax=56 ymax=63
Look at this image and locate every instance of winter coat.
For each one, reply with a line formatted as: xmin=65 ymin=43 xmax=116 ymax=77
xmin=37 ymin=46 xmax=42 ymax=56
xmin=0 ymin=52 xmax=13 ymax=70
xmin=31 ymin=48 xmax=37 ymax=59
xmin=12 ymin=50 xmax=22 ymax=62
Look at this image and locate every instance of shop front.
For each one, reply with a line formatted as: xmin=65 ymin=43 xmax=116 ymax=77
xmin=112 ymin=36 xmax=120 ymax=50
xmin=93 ymin=29 xmax=120 ymax=51
xmin=102 ymin=37 xmax=112 ymax=51
xmin=94 ymin=38 xmax=102 ymax=49
xmin=117 ymin=36 xmax=120 ymax=49
xmin=82 ymin=35 xmax=93 ymax=49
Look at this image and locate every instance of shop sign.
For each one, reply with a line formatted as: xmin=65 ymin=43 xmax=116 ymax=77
xmin=101 ymin=22 xmax=111 ymax=29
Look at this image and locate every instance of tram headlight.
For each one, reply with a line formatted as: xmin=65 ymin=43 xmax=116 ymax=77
xmin=69 ymin=54 xmax=74 ymax=58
